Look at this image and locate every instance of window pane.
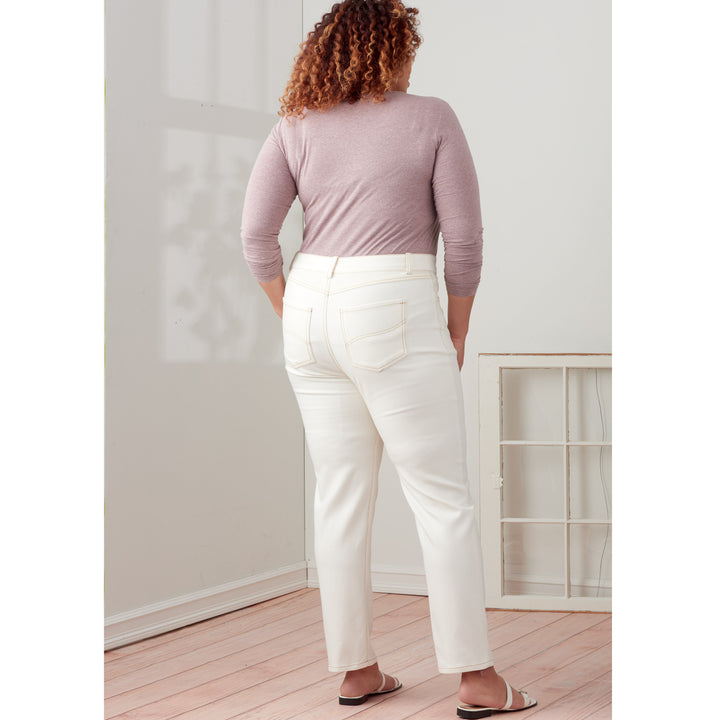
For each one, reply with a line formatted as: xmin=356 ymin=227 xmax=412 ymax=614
xmin=570 ymin=524 xmax=611 ymax=598
xmin=503 ymin=523 xmax=565 ymax=597
xmin=502 ymin=445 xmax=564 ymax=519
xmin=569 ymin=445 xmax=612 ymax=520
xmin=501 ymin=368 xmax=564 ymax=441
xmin=568 ymin=367 xmax=612 ymax=442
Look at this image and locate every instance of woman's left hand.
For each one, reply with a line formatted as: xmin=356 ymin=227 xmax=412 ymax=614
xmin=447 ymin=294 xmax=474 ymax=372
xmin=259 ymin=274 xmax=286 ymax=318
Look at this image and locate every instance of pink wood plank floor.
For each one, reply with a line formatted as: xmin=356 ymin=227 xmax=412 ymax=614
xmin=105 ymin=589 xmax=611 ymax=720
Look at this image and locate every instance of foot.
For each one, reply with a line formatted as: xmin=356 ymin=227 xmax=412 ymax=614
xmin=340 ymin=662 xmax=397 ymax=698
xmin=458 ymin=666 xmax=528 ymax=710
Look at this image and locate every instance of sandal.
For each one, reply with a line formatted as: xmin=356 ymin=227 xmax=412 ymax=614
xmin=457 ymin=677 xmax=537 ymax=718
xmin=338 ymin=671 xmax=403 ymax=706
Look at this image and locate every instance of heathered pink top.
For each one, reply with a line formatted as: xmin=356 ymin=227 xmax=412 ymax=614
xmin=241 ymin=91 xmax=483 ymax=296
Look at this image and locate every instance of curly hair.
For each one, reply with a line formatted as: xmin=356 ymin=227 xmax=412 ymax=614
xmin=279 ymin=0 xmax=421 ymax=118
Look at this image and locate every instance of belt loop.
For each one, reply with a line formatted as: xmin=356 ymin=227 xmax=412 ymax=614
xmin=327 ymin=256 xmax=339 ymax=278
xmin=405 ymin=252 xmax=412 ymax=275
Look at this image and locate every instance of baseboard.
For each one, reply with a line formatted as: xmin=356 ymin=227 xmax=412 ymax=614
xmin=504 ymin=574 xmax=611 ymax=597
xmin=106 ymin=562 xmax=429 ymax=650
xmin=307 ymin=563 xmax=428 ymax=596
xmin=104 ymin=562 xmax=308 ymax=650
xmin=105 ymin=561 xmax=609 ymax=650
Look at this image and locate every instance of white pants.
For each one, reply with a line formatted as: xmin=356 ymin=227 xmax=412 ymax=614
xmin=282 ymin=252 xmax=493 ymax=674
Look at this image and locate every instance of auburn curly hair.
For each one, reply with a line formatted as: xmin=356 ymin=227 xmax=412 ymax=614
xmin=279 ymin=0 xmax=421 ymax=118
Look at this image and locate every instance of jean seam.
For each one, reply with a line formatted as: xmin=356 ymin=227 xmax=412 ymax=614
xmin=437 ymin=658 xmax=495 ymax=674
xmin=320 ymin=275 xmax=343 ymax=372
xmin=328 ymin=657 xmax=380 ymax=673
xmin=286 ymin=275 xmax=324 ymax=292
xmin=329 ymin=274 xmax=434 ymax=294
xmin=364 ymin=431 xmax=382 ymax=663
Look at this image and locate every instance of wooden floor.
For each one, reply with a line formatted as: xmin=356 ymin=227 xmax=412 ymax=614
xmin=105 ymin=589 xmax=611 ymax=719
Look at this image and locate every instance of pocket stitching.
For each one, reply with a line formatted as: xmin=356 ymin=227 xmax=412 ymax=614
xmin=345 ymin=318 xmax=404 ymax=344
xmin=340 ymin=299 xmax=408 ymax=372
xmin=430 ymin=282 xmax=456 ymax=354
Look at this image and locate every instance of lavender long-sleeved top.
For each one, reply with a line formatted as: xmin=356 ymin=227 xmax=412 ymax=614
xmin=241 ymin=91 xmax=483 ymax=296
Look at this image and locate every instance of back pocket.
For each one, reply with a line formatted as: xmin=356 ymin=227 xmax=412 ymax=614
xmin=340 ymin=299 xmax=407 ymax=371
xmin=282 ymin=301 xmax=315 ymax=368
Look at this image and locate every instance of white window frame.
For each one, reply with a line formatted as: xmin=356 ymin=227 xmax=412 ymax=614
xmin=478 ymin=353 xmax=612 ymax=612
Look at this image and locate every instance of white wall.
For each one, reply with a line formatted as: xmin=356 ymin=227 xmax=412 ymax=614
xmin=106 ymin=0 xmax=610 ymax=646
xmin=302 ymin=0 xmax=611 ymax=594
xmin=105 ymin=0 xmax=307 ymax=647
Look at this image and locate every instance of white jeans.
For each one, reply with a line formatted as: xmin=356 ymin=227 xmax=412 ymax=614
xmin=282 ymin=252 xmax=493 ymax=674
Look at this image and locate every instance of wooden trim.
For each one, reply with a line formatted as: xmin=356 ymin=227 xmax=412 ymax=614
xmin=478 ymin=353 xmax=612 ymax=356
xmin=489 ymin=594 xmax=611 ymax=612
xmin=104 ymin=562 xmax=308 ymax=650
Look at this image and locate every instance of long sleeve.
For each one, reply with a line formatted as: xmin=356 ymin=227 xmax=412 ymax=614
xmin=431 ymin=102 xmax=484 ymax=296
xmin=241 ymin=122 xmax=298 ymax=282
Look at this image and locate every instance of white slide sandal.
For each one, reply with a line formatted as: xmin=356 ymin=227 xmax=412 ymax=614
xmin=457 ymin=677 xmax=537 ymax=718
xmin=338 ymin=671 xmax=403 ymax=706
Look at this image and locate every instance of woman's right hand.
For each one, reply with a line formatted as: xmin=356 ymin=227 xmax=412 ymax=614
xmin=450 ymin=333 xmax=466 ymax=370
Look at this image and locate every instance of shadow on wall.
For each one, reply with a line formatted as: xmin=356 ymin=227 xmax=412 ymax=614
xmin=129 ymin=0 xmax=301 ymax=365
xmin=105 ymin=0 xmax=306 ymax=617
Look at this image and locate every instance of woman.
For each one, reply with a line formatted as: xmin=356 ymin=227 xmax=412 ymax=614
xmin=241 ymin=1 xmax=537 ymax=716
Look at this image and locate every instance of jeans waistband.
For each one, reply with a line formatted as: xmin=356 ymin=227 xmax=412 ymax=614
xmin=289 ymin=251 xmax=437 ymax=276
